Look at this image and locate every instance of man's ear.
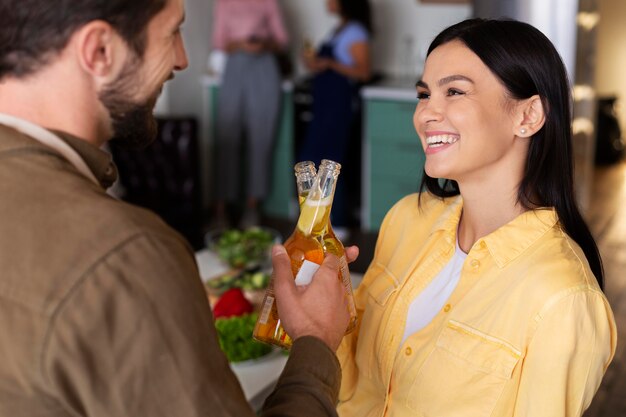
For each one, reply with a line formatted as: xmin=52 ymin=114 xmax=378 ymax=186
xmin=71 ymin=20 xmax=126 ymax=83
xmin=515 ymin=95 xmax=546 ymax=137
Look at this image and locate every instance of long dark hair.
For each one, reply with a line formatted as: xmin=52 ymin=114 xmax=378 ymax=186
xmin=419 ymin=18 xmax=604 ymax=289
xmin=0 ymin=0 xmax=166 ymax=79
xmin=338 ymin=0 xmax=373 ymax=34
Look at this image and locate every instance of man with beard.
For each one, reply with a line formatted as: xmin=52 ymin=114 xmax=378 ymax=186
xmin=0 ymin=0 xmax=354 ymax=416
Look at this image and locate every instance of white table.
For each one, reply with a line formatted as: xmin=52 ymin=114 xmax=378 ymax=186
xmin=195 ymin=248 xmax=363 ymax=410
xmin=196 ymin=248 xmax=288 ymax=409
xmin=230 ymin=351 xmax=289 ymax=410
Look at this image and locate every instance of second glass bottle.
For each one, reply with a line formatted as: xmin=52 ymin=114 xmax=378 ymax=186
xmin=253 ymin=159 xmax=358 ymax=349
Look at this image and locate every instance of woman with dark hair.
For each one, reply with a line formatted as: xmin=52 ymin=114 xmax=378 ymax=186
xmin=336 ymin=18 xmax=616 ymax=417
xmin=299 ymin=0 xmax=372 ymax=238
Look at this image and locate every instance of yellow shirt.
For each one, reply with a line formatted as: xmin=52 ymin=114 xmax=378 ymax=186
xmin=337 ymin=193 xmax=616 ymax=417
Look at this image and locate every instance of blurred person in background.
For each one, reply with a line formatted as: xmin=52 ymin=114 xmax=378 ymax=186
xmin=0 ymin=0 xmax=358 ymax=415
xmin=211 ymin=0 xmax=289 ymax=229
xmin=299 ymin=0 xmax=372 ymax=240
xmin=336 ymin=18 xmax=616 ymax=417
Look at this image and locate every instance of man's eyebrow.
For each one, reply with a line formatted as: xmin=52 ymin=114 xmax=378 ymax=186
xmin=416 ymin=74 xmax=474 ymax=89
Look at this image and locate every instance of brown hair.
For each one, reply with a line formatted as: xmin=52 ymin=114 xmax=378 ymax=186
xmin=0 ymin=0 xmax=167 ymax=79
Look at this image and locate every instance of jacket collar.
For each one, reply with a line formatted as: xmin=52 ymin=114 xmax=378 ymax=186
xmin=51 ymin=130 xmax=118 ymax=189
xmin=0 ymin=114 xmax=117 ymax=189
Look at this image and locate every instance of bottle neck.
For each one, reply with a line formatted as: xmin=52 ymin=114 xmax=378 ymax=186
xmin=296 ymin=164 xmax=339 ymax=237
xmin=294 ymin=161 xmax=316 ymax=208
xmin=296 ymin=176 xmax=315 ymax=207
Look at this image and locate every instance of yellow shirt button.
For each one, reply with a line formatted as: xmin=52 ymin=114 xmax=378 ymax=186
xmin=478 ymin=241 xmax=487 ymax=250
xmin=443 ymin=304 xmax=451 ymax=312
xmin=470 ymin=259 xmax=481 ymax=269
xmin=405 ymin=347 xmax=412 ymax=356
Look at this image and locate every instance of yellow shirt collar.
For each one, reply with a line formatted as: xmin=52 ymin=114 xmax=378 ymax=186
xmin=429 ymin=195 xmax=559 ymax=268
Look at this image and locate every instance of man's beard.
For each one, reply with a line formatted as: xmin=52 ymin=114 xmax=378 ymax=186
xmin=99 ymin=56 xmax=162 ymax=150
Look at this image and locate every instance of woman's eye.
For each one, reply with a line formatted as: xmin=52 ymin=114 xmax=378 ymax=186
xmin=417 ymin=91 xmax=430 ymax=100
xmin=447 ymin=88 xmax=464 ymax=96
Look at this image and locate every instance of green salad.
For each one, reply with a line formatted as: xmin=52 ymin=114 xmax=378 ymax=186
xmin=213 ymin=227 xmax=277 ymax=269
xmin=205 ymin=271 xmax=270 ymax=293
xmin=214 ymin=312 xmax=272 ymax=363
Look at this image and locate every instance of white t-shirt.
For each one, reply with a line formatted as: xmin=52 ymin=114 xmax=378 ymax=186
xmin=401 ymin=238 xmax=467 ymax=345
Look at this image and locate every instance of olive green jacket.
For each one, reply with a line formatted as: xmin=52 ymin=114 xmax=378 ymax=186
xmin=0 ymin=122 xmax=340 ymax=417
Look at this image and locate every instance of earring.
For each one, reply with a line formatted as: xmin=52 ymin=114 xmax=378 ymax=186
xmin=520 ymin=128 xmax=527 ymax=135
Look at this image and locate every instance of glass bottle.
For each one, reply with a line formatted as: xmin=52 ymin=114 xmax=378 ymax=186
xmin=253 ymin=160 xmax=358 ymax=349
xmin=295 ymin=161 xmax=357 ymax=334
xmin=302 ymin=37 xmax=316 ymax=59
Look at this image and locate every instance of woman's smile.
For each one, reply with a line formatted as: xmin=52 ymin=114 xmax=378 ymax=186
xmin=425 ymin=132 xmax=460 ymax=154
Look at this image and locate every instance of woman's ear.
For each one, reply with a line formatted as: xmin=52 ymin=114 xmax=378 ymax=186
xmin=515 ymin=95 xmax=546 ymax=137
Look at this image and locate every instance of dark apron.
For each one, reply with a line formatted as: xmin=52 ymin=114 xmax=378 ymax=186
xmin=300 ymin=42 xmax=357 ymax=165
xmin=299 ymin=40 xmax=359 ymax=226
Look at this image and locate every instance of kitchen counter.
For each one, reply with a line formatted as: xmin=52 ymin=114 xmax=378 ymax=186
xmin=200 ymin=73 xmax=293 ymax=91
xmin=361 ymin=76 xmax=418 ymax=102
xmin=202 ymin=74 xmax=416 ymax=100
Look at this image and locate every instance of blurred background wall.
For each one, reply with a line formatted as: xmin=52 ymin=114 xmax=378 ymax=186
xmin=158 ymin=0 xmax=471 ymax=126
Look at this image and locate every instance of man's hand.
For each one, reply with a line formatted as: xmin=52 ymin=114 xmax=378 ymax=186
xmin=271 ymin=245 xmax=357 ymax=351
xmin=225 ymin=39 xmax=266 ymax=54
xmin=241 ymin=39 xmax=265 ymax=54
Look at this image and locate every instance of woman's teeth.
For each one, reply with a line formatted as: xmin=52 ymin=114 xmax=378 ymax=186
xmin=426 ymin=135 xmax=459 ymax=147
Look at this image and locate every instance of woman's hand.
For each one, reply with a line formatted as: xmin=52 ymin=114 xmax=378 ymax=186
xmin=302 ymin=54 xmax=335 ymax=73
xmin=302 ymin=43 xmax=370 ymax=82
xmin=345 ymin=245 xmax=359 ymax=264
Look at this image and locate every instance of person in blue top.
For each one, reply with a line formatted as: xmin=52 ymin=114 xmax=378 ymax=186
xmin=300 ymin=0 xmax=372 ymax=239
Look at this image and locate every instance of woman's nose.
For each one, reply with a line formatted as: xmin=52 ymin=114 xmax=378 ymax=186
xmin=415 ymin=99 xmax=444 ymax=126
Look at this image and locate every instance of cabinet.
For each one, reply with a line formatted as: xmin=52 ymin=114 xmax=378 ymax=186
xmin=201 ymin=77 xmax=297 ymax=220
xmin=263 ymin=89 xmax=296 ymax=219
xmin=361 ymin=97 xmax=425 ymax=231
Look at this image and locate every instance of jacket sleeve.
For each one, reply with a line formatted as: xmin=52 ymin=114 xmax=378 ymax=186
xmin=513 ymin=288 xmax=616 ymax=416
xmin=261 ymin=336 xmax=341 ymax=417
